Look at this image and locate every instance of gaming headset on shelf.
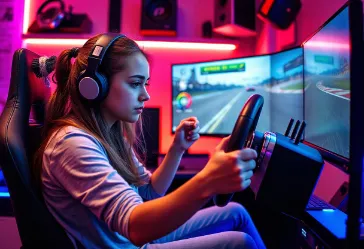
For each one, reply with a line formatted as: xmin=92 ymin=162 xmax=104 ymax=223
xmin=77 ymin=33 xmax=126 ymax=104
xmin=36 ymin=0 xmax=66 ymax=29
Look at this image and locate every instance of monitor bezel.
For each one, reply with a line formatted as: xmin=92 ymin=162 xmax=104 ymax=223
xmin=301 ymin=1 xmax=351 ymax=172
xmin=170 ymin=46 xmax=303 ymax=137
xmin=345 ymin=0 xmax=364 ymax=238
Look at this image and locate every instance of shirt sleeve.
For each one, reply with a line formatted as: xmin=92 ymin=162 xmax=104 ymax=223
xmin=47 ymin=130 xmax=143 ymax=239
xmin=131 ymin=150 xmax=163 ymax=200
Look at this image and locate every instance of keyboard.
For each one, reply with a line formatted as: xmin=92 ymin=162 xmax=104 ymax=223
xmin=306 ymin=194 xmax=336 ymax=210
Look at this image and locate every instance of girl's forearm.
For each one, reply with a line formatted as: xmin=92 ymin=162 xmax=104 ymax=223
xmin=149 ymin=144 xmax=185 ymax=195
xmin=128 ymin=171 xmax=212 ymax=246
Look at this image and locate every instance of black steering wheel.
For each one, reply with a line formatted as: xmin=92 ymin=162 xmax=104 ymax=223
xmin=213 ymin=94 xmax=264 ymax=207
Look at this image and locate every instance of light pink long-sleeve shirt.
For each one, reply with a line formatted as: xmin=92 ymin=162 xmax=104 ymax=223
xmin=42 ymin=126 xmax=162 ymax=249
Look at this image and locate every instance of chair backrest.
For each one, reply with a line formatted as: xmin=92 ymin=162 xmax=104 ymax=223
xmin=0 ymin=49 xmax=76 ymax=249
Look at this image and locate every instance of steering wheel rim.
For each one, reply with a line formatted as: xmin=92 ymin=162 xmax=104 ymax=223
xmin=213 ymin=94 xmax=264 ymax=207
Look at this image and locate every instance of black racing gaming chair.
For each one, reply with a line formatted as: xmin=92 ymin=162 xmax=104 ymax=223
xmin=0 ymin=49 xmax=77 ymax=248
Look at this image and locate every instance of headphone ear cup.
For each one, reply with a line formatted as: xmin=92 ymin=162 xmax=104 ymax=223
xmin=78 ymin=72 xmax=101 ymax=101
xmin=95 ymin=72 xmax=109 ymax=101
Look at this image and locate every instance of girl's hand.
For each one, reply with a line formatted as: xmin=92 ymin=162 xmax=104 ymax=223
xmin=172 ymin=117 xmax=200 ymax=152
xmin=198 ymin=136 xmax=257 ymax=195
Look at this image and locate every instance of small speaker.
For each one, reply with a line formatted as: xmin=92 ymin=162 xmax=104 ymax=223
xmin=213 ymin=0 xmax=256 ymax=38
xmin=330 ymin=181 xmax=349 ymax=212
xmin=202 ymin=20 xmax=213 ymax=38
xmin=258 ymin=0 xmax=302 ymax=30
xmin=140 ymin=108 xmax=160 ymax=168
xmin=108 ymin=0 xmax=122 ymax=33
xmin=140 ymin=0 xmax=177 ymax=36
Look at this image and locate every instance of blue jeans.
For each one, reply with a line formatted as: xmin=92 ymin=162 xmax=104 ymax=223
xmin=142 ymin=202 xmax=266 ymax=249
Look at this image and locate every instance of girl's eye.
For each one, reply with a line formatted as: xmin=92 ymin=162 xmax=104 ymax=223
xmin=130 ymin=82 xmax=150 ymax=88
xmin=130 ymin=82 xmax=142 ymax=88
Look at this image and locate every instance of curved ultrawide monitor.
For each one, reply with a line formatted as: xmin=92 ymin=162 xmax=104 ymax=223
xmin=302 ymin=2 xmax=350 ymax=166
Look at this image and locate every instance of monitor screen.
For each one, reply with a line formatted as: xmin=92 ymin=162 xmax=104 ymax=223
xmin=303 ymin=5 xmax=350 ymax=159
xmin=172 ymin=56 xmax=271 ymax=136
xmin=0 ymin=170 xmax=9 ymax=197
xmin=270 ymin=47 xmax=304 ymax=134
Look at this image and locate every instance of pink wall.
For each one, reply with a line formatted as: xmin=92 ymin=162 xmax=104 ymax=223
xmin=296 ymin=0 xmax=349 ymax=45
xmin=0 ymin=217 xmax=21 ymax=249
xmin=314 ymin=161 xmax=349 ymax=201
xmin=0 ymin=0 xmax=24 ymax=111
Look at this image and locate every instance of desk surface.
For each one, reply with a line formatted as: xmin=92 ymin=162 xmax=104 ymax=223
xmin=306 ymin=209 xmax=364 ymax=239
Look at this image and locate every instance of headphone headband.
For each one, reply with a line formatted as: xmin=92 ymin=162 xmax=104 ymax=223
xmin=86 ymin=33 xmax=126 ymax=73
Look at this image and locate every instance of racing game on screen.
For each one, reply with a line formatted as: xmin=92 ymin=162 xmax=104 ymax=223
xmin=303 ymin=6 xmax=350 ymax=158
xmin=172 ymin=56 xmax=271 ymax=135
xmin=270 ymin=47 xmax=304 ymax=134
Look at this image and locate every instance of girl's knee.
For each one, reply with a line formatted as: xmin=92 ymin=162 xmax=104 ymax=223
xmin=226 ymin=202 xmax=252 ymax=222
xmin=226 ymin=231 xmax=258 ymax=249
xmin=241 ymin=233 xmax=258 ymax=249
xmin=226 ymin=202 xmax=248 ymax=214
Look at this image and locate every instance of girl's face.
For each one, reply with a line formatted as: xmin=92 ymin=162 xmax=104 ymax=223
xmin=101 ymin=52 xmax=150 ymax=127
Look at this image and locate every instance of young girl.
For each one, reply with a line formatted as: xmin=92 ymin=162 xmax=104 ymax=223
xmin=34 ymin=33 xmax=266 ymax=249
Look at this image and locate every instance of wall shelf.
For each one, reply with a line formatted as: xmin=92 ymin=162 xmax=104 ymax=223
xmin=22 ymin=33 xmax=240 ymax=51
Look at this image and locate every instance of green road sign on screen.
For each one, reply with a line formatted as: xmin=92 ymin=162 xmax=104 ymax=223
xmin=314 ymin=55 xmax=334 ymax=65
xmin=200 ymin=62 xmax=246 ymax=75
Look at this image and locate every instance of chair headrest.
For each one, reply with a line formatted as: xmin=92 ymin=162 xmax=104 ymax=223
xmin=6 ymin=48 xmax=52 ymax=125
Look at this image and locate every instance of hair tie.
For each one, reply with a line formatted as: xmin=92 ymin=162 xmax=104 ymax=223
xmin=69 ymin=47 xmax=79 ymax=58
xmin=31 ymin=55 xmax=57 ymax=87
